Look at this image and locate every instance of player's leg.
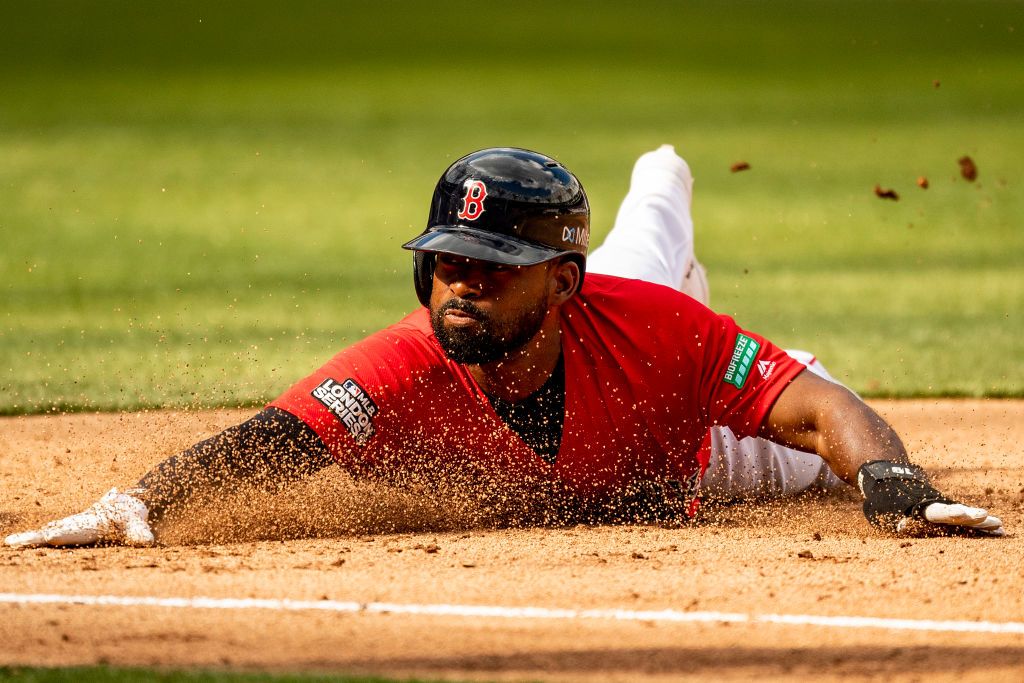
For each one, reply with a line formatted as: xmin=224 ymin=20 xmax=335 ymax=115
xmin=587 ymin=144 xmax=709 ymax=304
xmin=589 ymin=146 xmax=841 ymax=500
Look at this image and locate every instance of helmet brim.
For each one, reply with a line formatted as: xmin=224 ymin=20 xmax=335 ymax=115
xmin=401 ymin=227 xmax=566 ymax=266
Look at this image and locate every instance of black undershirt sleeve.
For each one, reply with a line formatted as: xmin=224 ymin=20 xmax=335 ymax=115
xmin=135 ymin=406 xmax=334 ymax=521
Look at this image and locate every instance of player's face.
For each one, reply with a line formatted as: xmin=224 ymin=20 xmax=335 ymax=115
xmin=429 ymin=254 xmax=554 ymax=365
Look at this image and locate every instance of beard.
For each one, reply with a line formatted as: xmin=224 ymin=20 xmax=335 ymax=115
xmin=431 ymin=297 xmax=549 ymax=365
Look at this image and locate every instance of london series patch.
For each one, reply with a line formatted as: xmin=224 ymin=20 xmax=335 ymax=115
xmin=723 ymin=333 xmax=761 ymax=389
xmin=311 ymin=378 xmax=379 ymax=445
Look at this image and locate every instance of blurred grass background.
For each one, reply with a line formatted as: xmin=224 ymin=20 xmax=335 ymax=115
xmin=1 ymin=0 xmax=1021 ymax=413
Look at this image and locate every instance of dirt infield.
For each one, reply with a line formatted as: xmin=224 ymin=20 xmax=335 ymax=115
xmin=1 ymin=400 xmax=1022 ymax=681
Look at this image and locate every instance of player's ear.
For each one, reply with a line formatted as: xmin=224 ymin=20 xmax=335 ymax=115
xmin=549 ymin=256 xmax=581 ymax=305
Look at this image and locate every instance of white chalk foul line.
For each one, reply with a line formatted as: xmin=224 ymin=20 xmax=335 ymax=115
xmin=1 ymin=592 xmax=1023 ymax=635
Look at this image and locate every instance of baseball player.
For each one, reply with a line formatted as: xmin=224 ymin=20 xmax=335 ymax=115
xmin=5 ymin=146 xmax=1004 ymax=548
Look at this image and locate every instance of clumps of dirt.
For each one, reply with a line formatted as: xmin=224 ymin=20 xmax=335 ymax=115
xmin=958 ymin=155 xmax=978 ymax=181
xmin=872 ymin=155 xmax=982 ymax=200
xmin=874 ymin=185 xmax=899 ymax=201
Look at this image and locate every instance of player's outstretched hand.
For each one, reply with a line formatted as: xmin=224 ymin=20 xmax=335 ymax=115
xmin=857 ymin=460 xmax=1005 ymax=537
xmin=914 ymin=501 xmax=1004 ymax=536
xmin=4 ymin=488 xmax=154 ymax=548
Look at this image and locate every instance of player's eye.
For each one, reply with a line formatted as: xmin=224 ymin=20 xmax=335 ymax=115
xmin=436 ymin=255 xmax=466 ymax=269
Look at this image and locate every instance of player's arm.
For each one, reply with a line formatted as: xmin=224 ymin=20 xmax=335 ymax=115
xmin=759 ymin=370 xmax=1004 ymax=537
xmin=135 ymin=407 xmax=334 ymax=521
xmin=4 ymin=407 xmax=335 ymax=548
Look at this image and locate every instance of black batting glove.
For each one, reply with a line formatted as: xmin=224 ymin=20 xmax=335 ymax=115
xmin=857 ymin=460 xmax=1005 ymax=537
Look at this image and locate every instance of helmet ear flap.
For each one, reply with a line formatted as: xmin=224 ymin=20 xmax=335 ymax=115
xmin=413 ymin=251 xmax=435 ymax=307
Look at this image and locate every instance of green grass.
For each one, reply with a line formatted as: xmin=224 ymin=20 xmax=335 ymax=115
xmin=0 ymin=666 xmax=448 ymax=682
xmin=1 ymin=0 xmax=1022 ymax=413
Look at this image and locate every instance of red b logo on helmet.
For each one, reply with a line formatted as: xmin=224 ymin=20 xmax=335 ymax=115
xmin=457 ymin=180 xmax=488 ymax=221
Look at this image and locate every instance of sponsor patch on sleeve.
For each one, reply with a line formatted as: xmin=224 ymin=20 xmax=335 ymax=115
xmin=311 ymin=378 xmax=379 ymax=445
xmin=723 ymin=333 xmax=761 ymax=389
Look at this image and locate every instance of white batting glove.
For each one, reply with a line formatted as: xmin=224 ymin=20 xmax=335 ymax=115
xmin=4 ymin=488 xmax=154 ymax=548
xmin=916 ymin=502 xmax=1004 ymax=536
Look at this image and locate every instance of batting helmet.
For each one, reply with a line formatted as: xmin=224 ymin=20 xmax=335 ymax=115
xmin=402 ymin=147 xmax=590 ymax=307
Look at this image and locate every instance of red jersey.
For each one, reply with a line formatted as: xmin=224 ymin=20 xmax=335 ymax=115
xmin=271 ymin=273 xmax=804 ymax=510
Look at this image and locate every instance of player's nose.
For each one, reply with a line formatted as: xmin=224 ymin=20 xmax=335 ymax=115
xmin=447 ymin=275 xmax=483 ymax=299
xmin=442 ymin=261 xmax=488 ymax=299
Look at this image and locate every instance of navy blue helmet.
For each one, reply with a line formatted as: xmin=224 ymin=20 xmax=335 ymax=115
xmin=402 ymin=147 xmax=590 ymax=306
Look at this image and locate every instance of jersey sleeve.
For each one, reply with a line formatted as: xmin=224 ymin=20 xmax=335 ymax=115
xmin=695 ymin=310 xmax=807 ymax=440
xmin=268 ymin=310 xmax=454 ymax=468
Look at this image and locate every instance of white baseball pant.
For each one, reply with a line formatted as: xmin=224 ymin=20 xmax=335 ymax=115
xmin=588 ymin=145 xmax=844 ymax=501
